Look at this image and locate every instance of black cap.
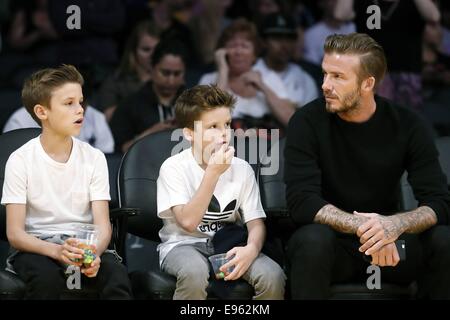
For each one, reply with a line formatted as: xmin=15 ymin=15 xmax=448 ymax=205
xmin=260 ymin=13 xmax=297 ymax=38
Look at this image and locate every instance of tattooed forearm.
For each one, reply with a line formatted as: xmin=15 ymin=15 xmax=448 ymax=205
xmin=393 ymin=206 xmax=438 ymax=234
xmin=314 ymin=204 xmax=368 ymax=234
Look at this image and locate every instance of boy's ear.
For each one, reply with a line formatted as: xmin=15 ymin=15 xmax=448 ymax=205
xmin=33 ymin=104 xmax=48 ymax=121
xmin=183 ymin=127 xmax=193 ymax=142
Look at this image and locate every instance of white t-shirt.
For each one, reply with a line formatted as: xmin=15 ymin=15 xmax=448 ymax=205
xmin=1 ymin=136 xmax=111 ymax=236
xmin=255 ymin=58 xmax=318 ymax=108
xmin=2 ymin=106 xmax=115 ymax=153
xmin=198 ymin=64 xmax=289 ymax=119
xmin=303 ymin=21 xmax=356 ymax=65
xmin=157 ymin=148 xmax=266 ymax=265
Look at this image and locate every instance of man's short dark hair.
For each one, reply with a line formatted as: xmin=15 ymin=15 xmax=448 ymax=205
xmin=324 ymin=33 xmax=387 ymax=88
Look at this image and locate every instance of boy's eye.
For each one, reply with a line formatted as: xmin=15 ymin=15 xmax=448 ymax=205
xmin=210 ymin=125 xmax=216 ymax=129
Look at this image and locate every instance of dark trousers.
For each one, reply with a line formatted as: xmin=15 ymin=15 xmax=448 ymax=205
xmin=13 ymin=252 xmax=133 ymax=300
xmin=287 ymin=224 xmax=450 ymax=299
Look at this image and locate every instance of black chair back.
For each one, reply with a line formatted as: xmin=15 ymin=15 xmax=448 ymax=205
xmin=118 ymin=129 xmax=189 ymax=241
xmin=0 ymin=128 xmax=41 ymax=241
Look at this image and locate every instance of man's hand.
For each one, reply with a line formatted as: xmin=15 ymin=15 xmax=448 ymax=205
xmin=370 ymin=242 xmax=400 ymax=267
xmin=355 ymin=212 xmax=403 ymax=255
xmin=221 ymin=244 xmax=259 ymax=281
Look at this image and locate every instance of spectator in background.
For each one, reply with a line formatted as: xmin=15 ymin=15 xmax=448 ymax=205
xmin=47 ymin=0 xmax=125 ymax=67
xmin=199 ymin=18 xmax=294 ymax=138
xmin=303 ymin=0 xmax=356 ymax=66
xmin=422 ymin=21 xmax=450 ymax=136
xmin=2 ymin=104 xmax=114 ymax=153
xmin=250 ymin=0 xmax=288 ymax=27
xmin=335 ymin=0 xmax=440 ymax=110
xmin=98 ymin=21 xmax=161 ymax=122
xmin=110 ymin=40 xmax=187 ymax=153
xmin=256 ymin=13 xmax=318 ymax=108
xmin=189 ymin=0 xmax=233 ymax=66
xmin=7 ymin=0 xmax=59 ymax=64
xmin=149 ymin=0 xmax=200 ymax=66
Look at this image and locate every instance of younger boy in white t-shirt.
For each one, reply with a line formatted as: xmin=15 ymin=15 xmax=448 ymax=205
xmin=1 ymin=65 xmax=132 ymax=299
xmin=157 ymin=84 xmax=285 ymax=300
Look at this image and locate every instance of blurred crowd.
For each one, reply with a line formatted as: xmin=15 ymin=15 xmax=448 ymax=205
xmin=0 ymin=0 xmax=448 ymax=153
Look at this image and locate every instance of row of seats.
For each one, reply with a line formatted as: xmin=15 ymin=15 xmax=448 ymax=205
xmin=0 ymin=128 xmax=449 ymax=299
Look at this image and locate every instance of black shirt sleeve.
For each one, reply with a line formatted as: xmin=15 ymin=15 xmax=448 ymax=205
xmin=405 ymin=114 xmax=450 ymax=225
xmin=284 ymin=108 xmax=328 ymax=225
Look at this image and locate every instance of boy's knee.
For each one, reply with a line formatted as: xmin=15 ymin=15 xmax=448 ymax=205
xmin=177 ymin=260 xmax=210 ymax=287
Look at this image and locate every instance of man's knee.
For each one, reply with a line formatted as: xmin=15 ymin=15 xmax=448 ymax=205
xmin=424 ymin=225 xmax=450 ymax=258
xmin=287 ymin=224 xmax=336 ymax=258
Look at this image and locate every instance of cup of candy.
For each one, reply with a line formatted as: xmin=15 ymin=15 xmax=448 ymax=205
xmin=73 ymin=224 xmax=98 ymax=268
xmin=208 ymin=253 xmax=234 ymax=280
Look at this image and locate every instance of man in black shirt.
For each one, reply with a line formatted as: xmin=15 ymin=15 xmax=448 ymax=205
xmin=285 ymin=33 xmax=450 ymax=299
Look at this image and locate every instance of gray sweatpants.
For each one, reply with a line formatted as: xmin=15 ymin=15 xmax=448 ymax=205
xmin=161 ymin=241 xmax=286 ymax=300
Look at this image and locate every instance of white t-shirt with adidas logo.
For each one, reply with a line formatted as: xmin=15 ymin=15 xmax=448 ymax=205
xmin=157 ymin=148 xmax=266 ymax=266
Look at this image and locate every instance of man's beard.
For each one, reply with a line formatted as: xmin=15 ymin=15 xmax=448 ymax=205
xmin=325 ymin=87 xmax=361 ymax=114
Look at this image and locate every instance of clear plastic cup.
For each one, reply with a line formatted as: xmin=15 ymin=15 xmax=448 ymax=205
xmin=208 ymin=253 xmax=235 ymax=280
xmin=73 ymin=224 xmax=99 ymax=267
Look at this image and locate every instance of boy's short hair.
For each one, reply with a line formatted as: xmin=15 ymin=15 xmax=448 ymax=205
xmin=175 ymin=85 xmax=236 ymax=129
xmin=21 ymin=64 xmax=84 ymax=125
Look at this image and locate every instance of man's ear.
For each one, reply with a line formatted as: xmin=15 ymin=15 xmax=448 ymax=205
xmin=33 ymin=104 xmax=48 ymax=121
xmin=183 ymin=127 xmax=193 ymax=142
xmin=361 ymin=76 xmax=376 ymax=92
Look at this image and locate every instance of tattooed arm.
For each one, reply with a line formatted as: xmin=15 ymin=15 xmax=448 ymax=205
xmin=394 ymin=206 xmax=438 ymax=234
xmin=314 ymin=204 xmax=369 ymax=234
xmin=356 ymin=206 xmax=437 ymax=255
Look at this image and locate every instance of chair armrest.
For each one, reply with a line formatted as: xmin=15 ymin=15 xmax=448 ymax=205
xmin=110 ymin=207 xmax=142 ymax=220
xmin=109 ymin=208 xmax=142 ymax=265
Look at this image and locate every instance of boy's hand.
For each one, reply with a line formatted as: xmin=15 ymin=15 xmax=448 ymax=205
xmin=58 ymin=238 xmax=84 ymax=267
xmin=81 ymin=256 xmax=101 ymax=278
xmin=220 ymin=244 xmax=259 ymax=281
xmin=206 ymin=145 xmax=234 ymax=176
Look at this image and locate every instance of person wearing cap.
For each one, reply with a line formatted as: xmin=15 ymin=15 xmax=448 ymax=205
xmin=255 ymin=13 xmax=318 ymax=108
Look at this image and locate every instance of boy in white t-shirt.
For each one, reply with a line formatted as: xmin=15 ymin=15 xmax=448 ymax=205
xmin=157 ymin=84 xmax=285 ymax=300
xmin=1 ymin=65 xmax=132 ymax=299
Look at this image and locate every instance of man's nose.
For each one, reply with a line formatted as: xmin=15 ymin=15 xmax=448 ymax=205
xmin=322 ymin=76 xmax=332 ymax=92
